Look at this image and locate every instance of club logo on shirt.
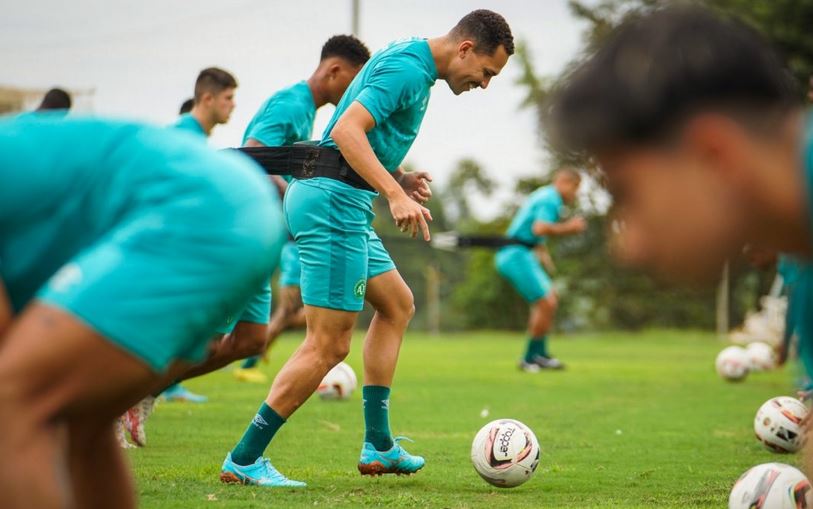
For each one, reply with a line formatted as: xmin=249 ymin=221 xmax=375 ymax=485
xmin=353 ymin=279 xmax=367 ymax=299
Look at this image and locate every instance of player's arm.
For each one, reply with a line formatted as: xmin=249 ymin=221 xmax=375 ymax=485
xmin=532 ymin=216 xmax=586 ymax=237
xmin=534 ymin=245 xmax=557 ymax=275
xmin=392 ymin=166 xmax=433 ymax=204
xmin=331 ymin=102 xmax=432 ymax=240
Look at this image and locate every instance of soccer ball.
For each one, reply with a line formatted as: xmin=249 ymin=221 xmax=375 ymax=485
xmin=754 ymin=396 xmax=808 ymax=453
xmin=316 ymin=362 xmax=357 ymax=400
xmin=471 ymin=418 xmax=540 ymax=488
xmin=729 ymin=462 xmax=811 ymax=509
xmin=716 ymin=346 xmax=750 ymax=382
xmin=747 ymin=342 xmax=777 ymax=371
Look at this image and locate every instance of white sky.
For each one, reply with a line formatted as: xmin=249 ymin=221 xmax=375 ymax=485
xmin=1 ymin=0 xmax=588 ymax=219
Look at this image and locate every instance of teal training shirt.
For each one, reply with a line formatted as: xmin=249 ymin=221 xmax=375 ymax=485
xmin=505 ymin=185 xmax=564 ymax=246
xmin=794 ymin=112 xmax=813 ymax=355
xmin=320 ymin=38 xmax=437 ymax=172
xmin=243 ymin=81 xmax=316 ymax=147
xmin=174 ymin=113 xmax=206 ymax=137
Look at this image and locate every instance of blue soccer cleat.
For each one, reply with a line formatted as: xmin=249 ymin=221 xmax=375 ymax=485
xmin=219 ymin=453 xmax=306 ymax=487
xmin=357 ymin=437 xmax=425 ymax=476
xmin=161 ymin=384 xmax=207 ymax=403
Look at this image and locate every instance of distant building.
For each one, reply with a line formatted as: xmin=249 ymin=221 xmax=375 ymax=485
xmin=0 ymin=85 xmax=95 ymax=114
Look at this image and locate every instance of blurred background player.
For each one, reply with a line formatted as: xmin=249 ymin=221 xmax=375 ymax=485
xmin=233 ymin=34 xmax=371 ymax=384
xmin=0 ymin=115 xmax=282 ymax=509
xmin=546 ymin=3 xmax=813 ymax=472
xmin=179 ymin=97 xmax=194 ymax=115
xmin=219 ymin=9 xmax=513 ymax=487
xmin=36 ymin=87 xmax=72 ymax=113
xmin=495 ymin=168 xmax=585 ymax=372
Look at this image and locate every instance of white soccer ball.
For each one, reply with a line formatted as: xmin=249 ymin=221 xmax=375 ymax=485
xmin=471 ymin=418 xmax=540 ymax=488
xmin=716 ymin=346 xmax=750 ymax=382
xmin=316 ymin=362 xmax=357 ymax=400
xmin=754 ymin=396 xmax=808 ymax=453
xmin=747 ymin=342 xmax=777 ymax=371
xmin=729 ymin=462 xmax=812 ymax=509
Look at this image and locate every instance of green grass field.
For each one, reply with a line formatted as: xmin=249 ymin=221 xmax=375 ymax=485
xmin=131 ymin=330 xmax=800 ymax=508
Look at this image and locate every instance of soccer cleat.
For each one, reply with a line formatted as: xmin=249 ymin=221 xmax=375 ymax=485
xmin=518 ymin=360 xmax=541 ymax=373
xmin=233 ymin=367 xmax=268 ymax=384
xmin=357 ymin=437 xmax=425 ymax=476
xmin=116 ymin=416 xmax=136 ymax=449
xmin=533 ymin=355 xmax=566 ymax=370
xmin=161 ymin=384 xmax=208 ymax=403
xmin=219 ymin=453 xmax=306 ymax=487
xmin=125 ymin=395 xmax=156 ymax=447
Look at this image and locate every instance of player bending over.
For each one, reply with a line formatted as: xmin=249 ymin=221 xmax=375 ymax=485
xmin=0 ymin=115 xmax=283 ymax=508
xmin=496 ymin=168 xmax=585 ymax=372
xmin=234 ymin=35 xmax=371 ymax=384
xmin=547 ymin=4 xmax=813 ymax=473
xmin=219 ymin=9 xmax=513 ymax=487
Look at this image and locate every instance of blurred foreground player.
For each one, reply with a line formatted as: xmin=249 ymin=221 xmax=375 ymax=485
xmin=495 ymin=169 xmax=585 ymax=372
xmin=547 ymin=4 xmax=813 ymax=473
xmin=0 ymin=115 xmax=283 ymax=508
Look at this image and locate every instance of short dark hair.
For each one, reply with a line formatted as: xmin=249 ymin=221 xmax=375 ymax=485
xmin=547 ymin=5 xmax=800 ymax=156
xmin=320 ymin=35 xmax=370 ymax=67
xmin=38 ymin=88 xmax=72 ymax=111
xmin=194 ymin=67 xmax=237 ymax=102
xmin=451 ymin=9 xmax=514 ymax=56
xmin=179 ymin=98 xmax=194 ymax=114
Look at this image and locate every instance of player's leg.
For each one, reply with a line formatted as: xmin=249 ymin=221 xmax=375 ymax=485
xmin=220 ymin=305 xmax=355 ymax=486
xmin=0 ymin=303 xmax=158 ymax=509
xmin=357 ymin=267 xmax=425 ymax=475
xmin=0 ymin=281 xmax=11 ymax=335
xmin=527 ymin=291 xmax=563 ymax=369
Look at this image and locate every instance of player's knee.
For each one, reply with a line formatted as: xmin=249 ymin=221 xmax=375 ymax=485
xmin=303 ymin=335 xmax=350 ymax=371
xmin=378 ymin=287 xmax=416 ymax=325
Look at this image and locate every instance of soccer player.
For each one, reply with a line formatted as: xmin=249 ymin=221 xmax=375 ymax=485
xmin=220 ymin=9 xmax=513 ymax=486
xmin=36 ymin=87 xmax=72 ymax=112
xmin=0 ymin=115 xmax=284 ymax=508
xmin=546 ymin=3 xmax=813 ymax=464
xmin=495 ymin=169 xmax=585 ymax=372
xmin=233 ymin=34 xmax=371 ymax=384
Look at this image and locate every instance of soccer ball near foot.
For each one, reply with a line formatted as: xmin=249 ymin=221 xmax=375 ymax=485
xmin=754 ymin=396 xmax=807 ymax=453
xmin=471 ymin=418 xmax=540 ymax=488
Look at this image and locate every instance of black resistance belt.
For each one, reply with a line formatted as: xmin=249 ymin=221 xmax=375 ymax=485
xmin=234 ymin=145 xmax=375 ymax=192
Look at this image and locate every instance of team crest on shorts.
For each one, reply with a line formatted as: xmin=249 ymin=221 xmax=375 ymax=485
xmin=353 ymin=279 xmax=367 ymax=299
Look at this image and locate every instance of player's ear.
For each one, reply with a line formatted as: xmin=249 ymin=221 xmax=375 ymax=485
xmin=682 ymin=113 xmax=749 ymax=186
xmin=457 ymin=40 xmax=474 ymax=59
xmin=328 ymin=63 xmax=342 ymax=80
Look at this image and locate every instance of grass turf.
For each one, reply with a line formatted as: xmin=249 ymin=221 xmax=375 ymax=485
xmin=131 ymin=330 xmax=801 ymax=508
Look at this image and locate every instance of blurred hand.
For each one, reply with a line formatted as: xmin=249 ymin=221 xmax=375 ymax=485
xmin=567 ymin=216 xmax=588 ymax=234
xmin=398 ymin=170 xmax=433 ymax=204
xmin=389 ymin=192 xmax=433 ymax=241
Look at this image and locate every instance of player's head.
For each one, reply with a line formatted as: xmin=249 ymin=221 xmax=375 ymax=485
xmin=194 ymin=67 xmax=238 ymax=124
xmin=444 ymin=9 xmax=514 ymax=95
xmin=552 ymin=168 xmax=582 ymax=205
xmin=548 ymin=5 xmax=802 ymax=282
xmin=317 ymin=35 xmax=370 ymax=105
xmin=37 ymin=88 xmax=72 ymax=111
xmin=178 ymin=98 xmax=194 ymax=115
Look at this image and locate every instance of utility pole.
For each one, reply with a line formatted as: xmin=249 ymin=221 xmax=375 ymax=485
xmin=351 ymin=0 xmax=360 ymax=36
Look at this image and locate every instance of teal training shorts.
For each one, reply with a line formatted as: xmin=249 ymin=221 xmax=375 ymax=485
xmin=279 ymin=241 xmax=302 ymax=288
xmin=494 ymin=245 xmax=552 ymax=303
xmin=0 ymin=117 xmax=285 ymax=373
xmin=216 ymin=281 xmax=272 ymax=335
xmin=284 ymin=178 xmax=396 ymax=312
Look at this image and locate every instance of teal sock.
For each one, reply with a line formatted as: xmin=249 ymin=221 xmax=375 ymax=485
xmin=230 ymin=402 xmax=285 ymax=466
xmin=241 ymin=356 xmax=259 ymax=369
xmin=523 ymin=339 xmax=542 ymax=363
xmin=363 ymin=385 xmax=394 ymax=451
xmin=536 ymin=336 xmax=549 ymax=357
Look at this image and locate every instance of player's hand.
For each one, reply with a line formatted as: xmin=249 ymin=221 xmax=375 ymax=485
xmin=389 ymin=192 xmax=433 ymax=241
xmin=567 ymin=216 xmax=588 ymax=234
xmin=398 ymin=170 xmax=433 ymax=204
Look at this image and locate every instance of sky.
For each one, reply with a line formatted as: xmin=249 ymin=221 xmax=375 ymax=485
xmin=1 ymin=0 xmax=589 ymax=219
